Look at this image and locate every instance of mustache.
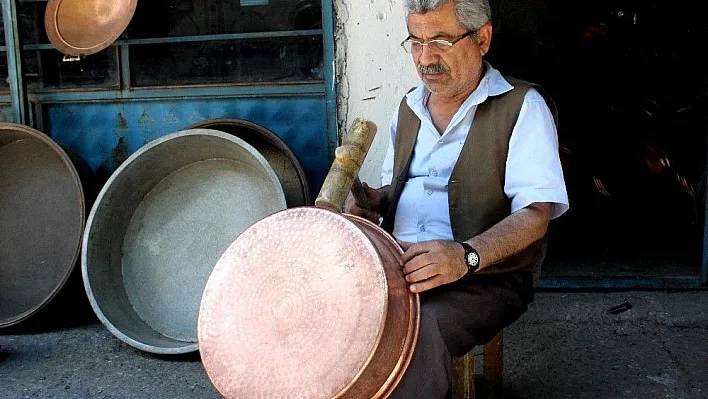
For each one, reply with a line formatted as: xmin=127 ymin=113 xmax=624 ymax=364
xmin=418 ymin=64 xmax=449 ymax=74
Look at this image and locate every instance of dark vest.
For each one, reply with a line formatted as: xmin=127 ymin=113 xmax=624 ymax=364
xmin=381 ymin=78 xmax=558 ymax=274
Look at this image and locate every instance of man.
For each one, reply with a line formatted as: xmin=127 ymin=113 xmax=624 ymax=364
xmin=344 ymin=0 xmax=568 ymax=397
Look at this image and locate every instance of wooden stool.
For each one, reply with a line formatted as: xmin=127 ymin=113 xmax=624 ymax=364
xmin=451 ymin=331 xmax=504 ymax=399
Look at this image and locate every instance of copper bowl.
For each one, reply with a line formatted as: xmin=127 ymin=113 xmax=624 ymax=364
xmin=198 ymin=207 xmax=419 ymax=399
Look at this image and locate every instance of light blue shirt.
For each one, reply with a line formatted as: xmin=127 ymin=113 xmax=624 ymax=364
xmin=381 ymin=63 xmax=569 ymax=243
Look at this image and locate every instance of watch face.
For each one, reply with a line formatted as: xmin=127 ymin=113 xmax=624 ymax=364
xmin=466 ymin=251 xmax=479 ymax=267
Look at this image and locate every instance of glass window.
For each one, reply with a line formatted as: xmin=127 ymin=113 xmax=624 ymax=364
xmin=23 ymin=50 xmax=120 ymax=90
xmin=130 ymin=36 xmax=323 ymax=86
xmin=128 ymin=0 xmax=322 ymax=38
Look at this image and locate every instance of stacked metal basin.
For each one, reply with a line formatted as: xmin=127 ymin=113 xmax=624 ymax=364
xmin=0 ymin=123 xmax=85 ymax=328
xmin=82 ymin=129 xmax=288 ymax=354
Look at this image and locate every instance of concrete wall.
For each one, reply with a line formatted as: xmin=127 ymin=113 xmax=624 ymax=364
xmin=334 ymin=0 xmax=419 ymax=186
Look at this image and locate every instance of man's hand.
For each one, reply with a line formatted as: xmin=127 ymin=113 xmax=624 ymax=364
xmin=344 ymin=182 xmax=386 ymax=224
xmin=400 ymin=240 xmax=467 ymax=293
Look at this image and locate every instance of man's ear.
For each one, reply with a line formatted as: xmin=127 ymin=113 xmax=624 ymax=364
xmin=476 ymin=23 xmax=493 ymax=56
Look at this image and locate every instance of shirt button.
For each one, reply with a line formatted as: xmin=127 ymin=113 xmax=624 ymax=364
xmin=431 ymin=169 xmax=438 ymax=177
xmin=426 ymin=189 xmax=433 ymax=196
xmin=438 ymin=139 xmax=443 ymax=144
xmin=419 ymin=225 xmax=426 ymax=232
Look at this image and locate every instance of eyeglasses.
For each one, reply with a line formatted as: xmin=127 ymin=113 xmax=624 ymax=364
xmin=400 ymin=30 xmax=475 ymax=54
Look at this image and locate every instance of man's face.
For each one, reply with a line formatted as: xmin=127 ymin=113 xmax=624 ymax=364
xmin=406 ymin=2 xmax=491 ymax=99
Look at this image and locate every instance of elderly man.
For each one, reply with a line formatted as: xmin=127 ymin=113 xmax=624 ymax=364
xmin=345 ymin=0 xmax=568 ymax=397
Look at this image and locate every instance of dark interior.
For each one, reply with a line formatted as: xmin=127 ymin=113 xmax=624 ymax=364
xmin=486 ymin=0 xmax=708 ymax=278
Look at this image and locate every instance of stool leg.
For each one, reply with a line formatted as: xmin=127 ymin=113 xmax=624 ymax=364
xmin=452 ymin=351 xmax=475 ymax=399
xmin=482 ymin=332 xmax=504 ymax=398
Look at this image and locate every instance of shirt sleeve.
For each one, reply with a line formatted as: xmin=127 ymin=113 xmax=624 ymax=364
xmin=504 ymin=88 xmax=569 ymax=219
xmin=380 ymin=102 xmax=401 ymax=187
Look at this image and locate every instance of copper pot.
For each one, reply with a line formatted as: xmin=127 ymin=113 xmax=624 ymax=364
xmin=198 ymin=120 xmax=420 ymax=398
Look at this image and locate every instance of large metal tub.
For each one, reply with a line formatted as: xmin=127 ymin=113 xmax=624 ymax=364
xmin=0 ymin=123 xmax=85 ymax=328
xmin=82 ymin=129 xmax=286 ymax=354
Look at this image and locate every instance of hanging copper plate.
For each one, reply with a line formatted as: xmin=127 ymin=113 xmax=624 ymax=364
xmin=198 ymin=208 xmax=419 ymax=399
xmin=44 ymin=0 xmax=138 ymax=57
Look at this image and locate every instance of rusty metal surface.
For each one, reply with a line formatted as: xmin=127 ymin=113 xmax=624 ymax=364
xmin=198 ymin=208 xmax=420 ymax=399
xmin=187 ymin=118 xmax=312 ymax=207
xmin=44 ymin=0 xmax=138 ymax=57
xmin=83 ymin=129 xmax=286 ymax=354
xmin=0 ymin=123 xmax=85 ymax=328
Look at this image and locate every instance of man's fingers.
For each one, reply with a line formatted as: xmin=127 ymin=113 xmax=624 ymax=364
xmin=404 ymin=263 xmax=441 ymax=284
xmin=400 ymin=243 xmax=431 ymax=264
xmin=358 ymin=208 xmax=381 ymax=223
xmin=401 ymin=250 xmax=433 ymax=274
xmin=409 ymin=275 xmax=446 ymax=293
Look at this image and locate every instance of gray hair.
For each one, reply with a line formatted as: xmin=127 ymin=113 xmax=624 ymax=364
xmin=404 ymin=0 xmax=491 ymax=32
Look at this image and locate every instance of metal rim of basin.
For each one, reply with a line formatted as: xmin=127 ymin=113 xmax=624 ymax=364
xmin=82 ymin=129 xmax=287 ymax=354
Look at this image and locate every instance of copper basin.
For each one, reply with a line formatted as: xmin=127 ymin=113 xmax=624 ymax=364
xmin=198 ymin=207 xmax=419 ymax=398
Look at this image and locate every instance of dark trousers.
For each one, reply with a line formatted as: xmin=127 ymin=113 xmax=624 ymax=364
xmin=389 ymin=272 xmax=534 ymax=399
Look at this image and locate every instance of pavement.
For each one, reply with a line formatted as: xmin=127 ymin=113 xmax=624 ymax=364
xmin=1 ymin=291 xmax=707 ymax=399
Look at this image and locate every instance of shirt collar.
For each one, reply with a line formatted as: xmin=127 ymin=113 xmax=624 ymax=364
xmin=406 ymin=62 xmax=513 ymax=109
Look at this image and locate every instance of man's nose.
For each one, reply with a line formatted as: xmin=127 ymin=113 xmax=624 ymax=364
xmin=417 ymin=45 xmax=439 ymax=65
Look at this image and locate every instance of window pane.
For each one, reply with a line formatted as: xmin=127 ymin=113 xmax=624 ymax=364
xmin=130 ymin=36 xmax=323 ymax=86
xmin=24 ymin=50 xmax=120 ymax=90
xmin=17 ymin=1 xmax=46 ymax=45
xmin=128 ymin=0 xmax=322 ymax=38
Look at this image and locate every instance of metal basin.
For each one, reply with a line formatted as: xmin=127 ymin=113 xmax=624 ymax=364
xmin=82 ymin=129 xmax=286 ymax=354
xmin=0 ymin=123 xmax=85 ymax=328
xmin=188 ymin=118 xmax=312 ymax=207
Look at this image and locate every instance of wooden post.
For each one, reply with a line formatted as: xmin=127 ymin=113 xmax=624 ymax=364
xmin=482 ymin=332 xmax=504 ymax=398
xmin=452 ymin=351 xmax=475 ymax=399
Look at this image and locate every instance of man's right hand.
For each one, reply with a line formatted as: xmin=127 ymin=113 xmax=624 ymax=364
xmin=344 ymin=181 xmax=386 ymax=224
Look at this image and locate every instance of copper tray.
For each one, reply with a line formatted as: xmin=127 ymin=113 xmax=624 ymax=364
xmin=45 ymin=0 xmax=138 ymax=57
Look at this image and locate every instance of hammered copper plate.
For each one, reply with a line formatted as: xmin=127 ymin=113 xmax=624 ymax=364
xmin=198 ymin=207 xmax=389 ymax=399
xmin=0 ymin=125 xmax=84 ymax=328
xmin=45 ymin=0 xmax=138 ymax=56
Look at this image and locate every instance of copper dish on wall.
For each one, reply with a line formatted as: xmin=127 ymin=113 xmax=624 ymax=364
xmin=197 ymin=120 xmax=420 ymax=398
xmin=45 ymin=0 xmax=138 ymax=57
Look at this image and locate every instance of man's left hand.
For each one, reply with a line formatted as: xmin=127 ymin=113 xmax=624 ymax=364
xmin=399 ymin=240 xmax=467 ymax=293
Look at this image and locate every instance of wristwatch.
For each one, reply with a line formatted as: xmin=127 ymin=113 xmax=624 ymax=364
xmin=459 ymin=242 xmax=480 ymax=275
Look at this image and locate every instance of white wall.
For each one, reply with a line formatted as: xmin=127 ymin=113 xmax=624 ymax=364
xmin=334 ymin=0 xmax=419 ymax=186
